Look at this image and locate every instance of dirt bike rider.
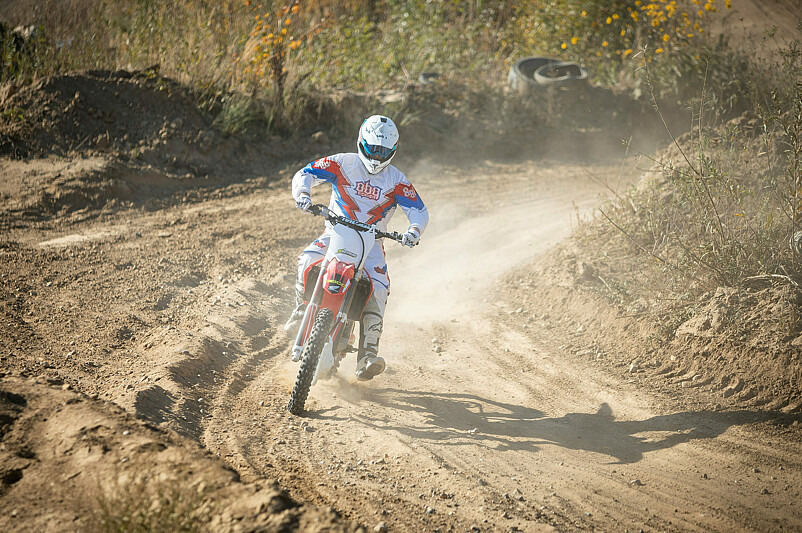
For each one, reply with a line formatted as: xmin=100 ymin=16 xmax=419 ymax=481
xmin=286 ymin=114 xmax=429 ymax=381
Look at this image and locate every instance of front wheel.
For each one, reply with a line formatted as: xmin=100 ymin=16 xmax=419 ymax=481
xmin=288 ymin=308 xmax=334 ymax=416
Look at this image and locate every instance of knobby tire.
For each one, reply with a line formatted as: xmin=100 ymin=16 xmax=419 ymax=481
xmin=288 ymin=308 xmax=334 ymax=415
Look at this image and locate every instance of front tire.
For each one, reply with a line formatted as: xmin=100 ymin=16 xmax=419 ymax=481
xmin=288 ymin=308 xmax=334 ymax=416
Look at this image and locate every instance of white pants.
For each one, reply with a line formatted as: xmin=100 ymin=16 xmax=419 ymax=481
xmin=296 ymin=228 xmax=390 ymax=357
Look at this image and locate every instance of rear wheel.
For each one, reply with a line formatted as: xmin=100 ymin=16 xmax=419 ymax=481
xmin=288 ymin=308 xmax=333 ymax=416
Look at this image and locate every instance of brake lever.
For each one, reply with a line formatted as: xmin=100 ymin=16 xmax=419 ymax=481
xmin=309 ymin=204 xmax=330 ymax=218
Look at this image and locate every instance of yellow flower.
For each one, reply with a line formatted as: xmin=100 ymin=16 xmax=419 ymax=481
xmin=612 ymin=13 xmax=620 ymax=20
xmin=620 ymin=28 xmax=627 ymax=36
xmin=655 ymin=47 xmax=664 ymax=53
xmin=581 ymin=10 xmax=587 ymax=16
xmin=285 ymin=18 xmax=291 ymax=25
xmin=726 ymin=0 xmax=731 ymax=8
xmin=663 ymin=33 xmax=670 ymax=41
xmin=606 ymin=16 xmax=612 ymax=24
xmin=561 ymin=42 xmax=567 ymax=49
xmin=631 ymin=11 xmax=639 ymax=21
xmin=623 ymin=48 xmax=633 ymax=57
xmin=602 ymin=40 xmax=609 ymax=47
xmin=280 ymin=28 xmax=287 ymax=35
xmin=571 ymin=36 xmax=579 ymax=44
xmin=291 ymin=5 xmax=299 ymax=14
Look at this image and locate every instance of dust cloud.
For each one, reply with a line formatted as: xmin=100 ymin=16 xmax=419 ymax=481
xmin=383 ymin=157 xmax=635 ymax=326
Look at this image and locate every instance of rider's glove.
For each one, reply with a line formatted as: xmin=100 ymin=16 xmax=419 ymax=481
xmin=401 ymin=227 xmax=420 ymax=247
xmin=295 ymin=193 xmax=312 ymax=212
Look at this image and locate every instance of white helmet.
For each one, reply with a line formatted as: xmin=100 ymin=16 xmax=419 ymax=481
xmin=357 ymin=115 xmax=399 ymax=174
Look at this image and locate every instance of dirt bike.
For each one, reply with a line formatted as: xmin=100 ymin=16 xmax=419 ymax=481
xmin=287 ymin=204 xmax=406 ymax=415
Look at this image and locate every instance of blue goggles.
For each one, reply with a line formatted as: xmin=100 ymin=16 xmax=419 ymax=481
xmin=360 ymin=140 xmax=396 ymax=163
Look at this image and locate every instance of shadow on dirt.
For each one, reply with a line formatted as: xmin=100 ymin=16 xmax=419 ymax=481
xmin=337 ymin=389 xmax=794 ymax=464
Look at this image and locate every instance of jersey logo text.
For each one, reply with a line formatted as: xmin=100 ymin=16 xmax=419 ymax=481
xmin=354 ymin=180 xmax=381 ymax=201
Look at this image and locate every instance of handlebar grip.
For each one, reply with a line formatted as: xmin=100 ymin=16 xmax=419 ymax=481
xmin=378 ymin=231 xmax=402 ymax=242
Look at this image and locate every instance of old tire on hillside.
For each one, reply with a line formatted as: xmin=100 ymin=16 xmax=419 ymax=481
xmin=288 ymin=308 xmax=333 ymax=416
xmin=533 ymin=61 xmax=588 ymax=89
xmin=508 ymin=57 xmax=560 ymax=94
xmin=508 ymin=57 xmax=588 ymax=94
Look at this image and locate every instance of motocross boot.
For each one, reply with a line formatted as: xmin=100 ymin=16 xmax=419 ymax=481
xmin=355 ymin=311 xmax=385 ymax=381
xmin=356 ymin=351 xmax=385 ymax=381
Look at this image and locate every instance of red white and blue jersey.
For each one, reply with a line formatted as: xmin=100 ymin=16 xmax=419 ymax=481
xmin=292 ymin=153 xmax=429 ymax=235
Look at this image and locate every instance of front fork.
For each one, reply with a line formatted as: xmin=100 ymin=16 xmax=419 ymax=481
xmin=291 ymin=260 xmax=360 ymax=361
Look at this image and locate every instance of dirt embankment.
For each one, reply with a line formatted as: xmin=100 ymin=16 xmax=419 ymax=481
xmin=503 ymin=246 xmax=802 ymax=415
xmin=0 ymin=376 xmax=360 ymax=532
xmin=0 ymin=67 xmax=668 ymax=230
xmin=0 ymin=69 xmax=299 ymax=227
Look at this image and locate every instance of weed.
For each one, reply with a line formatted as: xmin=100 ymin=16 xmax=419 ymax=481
xmin=89 ymin=470 xmax=212 ymax=533
xmin=1 ymin=107 xmax=25 ymax=122
xmin=589 ymin=35 xmax=802 ymax=324
xmin=214 ymin=92 xmax=262 ymax=135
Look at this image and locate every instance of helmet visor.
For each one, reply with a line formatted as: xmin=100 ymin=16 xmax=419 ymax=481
xmin=360 ymin=140 xmax=396 ymax=163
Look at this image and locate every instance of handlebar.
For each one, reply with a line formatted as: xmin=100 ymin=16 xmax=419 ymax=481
xmin=309 ymin=204 xmax=405 ymax=244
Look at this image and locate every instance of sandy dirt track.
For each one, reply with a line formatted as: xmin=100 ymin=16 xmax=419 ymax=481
xmin=4 ymin=149 xmax=800 ymax=531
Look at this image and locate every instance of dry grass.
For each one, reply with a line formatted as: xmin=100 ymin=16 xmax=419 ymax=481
xmin=2 ymin=1 xmax=753 ymax=134
xmin=89 ymin=470 xmax=212 ymax=533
